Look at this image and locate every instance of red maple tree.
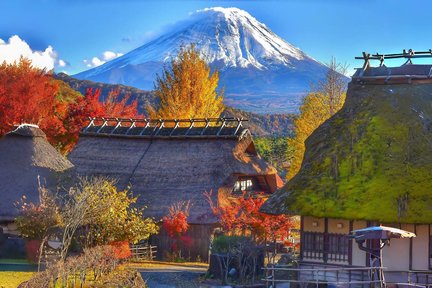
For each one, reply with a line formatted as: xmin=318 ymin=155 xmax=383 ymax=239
xmin=204 ymin=191 xmax=296 ymax=245
xmin=162 ymin=201 xmax=192 ymax=258
xmin=0 ymin=58 xmax=59 ymax=135
xmin=0 ymin=58 xmax=142 ymax=153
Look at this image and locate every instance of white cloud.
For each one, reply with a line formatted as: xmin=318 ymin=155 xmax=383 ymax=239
xmin=83 ymin=50 xmax=123 ymax=68
xmin=58 ymin=59 xmax=68 ymax=67
xmin=0 ymin=35 xmax=59 ymax=70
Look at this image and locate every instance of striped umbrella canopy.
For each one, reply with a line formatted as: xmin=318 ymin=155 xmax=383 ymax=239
xmin=350 ymin=225 xmax=416 ymax=241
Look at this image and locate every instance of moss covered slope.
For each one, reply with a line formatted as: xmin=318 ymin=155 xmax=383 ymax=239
xmin=262 ymin=82 xmax=432 ymax=223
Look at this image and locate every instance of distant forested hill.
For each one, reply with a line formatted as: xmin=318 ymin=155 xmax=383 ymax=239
xmin=55 ymin=73 xmax=294 ymax=137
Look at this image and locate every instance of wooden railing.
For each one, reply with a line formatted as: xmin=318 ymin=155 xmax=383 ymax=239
xmin=262 ymin=265 xmax=385 ymax=288
xmin=262 ymin=265 xmax=432 ymax=288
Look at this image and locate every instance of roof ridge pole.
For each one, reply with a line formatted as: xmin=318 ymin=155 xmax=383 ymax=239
xmin=139 ymin=120 xmax=150 ymax=136
xmin=169 ymin=119 xmax=179 ymax=136
xmin=110 ymin=118 xmax=122 ymax=135
xmin=185 ymin=119 xmax=195 ymax=136
xmin=216 ymin=118 xmax=227 ymax=136
xmin=200 ymin=118 xmax=211 ymax=135
xmin=233 ymin=118 xmax=243 ymax=135
xmin=359 ymin=52 xmax=370 ymax=78
xmin=154 ymin=119 xmax=164 ymax=136
xmin=96 ymin=118 xmax=108 ymax=133
xmin=83 ymin=117 xmax=95 ymax=133
xmin=125 ymin=119 xmax=136 ymax=135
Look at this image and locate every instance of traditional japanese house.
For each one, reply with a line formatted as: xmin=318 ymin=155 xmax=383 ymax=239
xmin=0 ymin=124 xmax=74 ymax=235
xmin=262 ymin=50 xmax=432 ymax=285
xmin=69 ymin=117 xmax=283 ymax=261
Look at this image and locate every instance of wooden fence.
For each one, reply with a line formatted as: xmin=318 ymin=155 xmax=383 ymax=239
xmin=150 ymin=223 xmax=216 ymax=262
xmin=130 ymin=243 xmax=157 ymax=260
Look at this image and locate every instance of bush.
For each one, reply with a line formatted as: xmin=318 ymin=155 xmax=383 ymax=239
xmin=210 ymin=235 xmax=264 ymax=285
xmin=211 ymin=235 xmax=250 ymax=254
xmin=109 ymin=241 xmax=132 ymax=260
xmin=22 ymin=245 xmax=130 ymax=287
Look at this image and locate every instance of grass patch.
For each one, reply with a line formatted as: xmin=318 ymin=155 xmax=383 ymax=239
xmin=0 ymin=271 xmax=34 ymax=288
xmin=0 ymin=259 xmax=30 ymax=265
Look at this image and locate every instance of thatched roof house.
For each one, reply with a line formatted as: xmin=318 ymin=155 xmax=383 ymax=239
xmin=261 ymin=51 xmax=432 ymax=284
xmin=69 ymin=117 xmax=282 ymax=261
xmin=70 ymin=118 xmax=282 ymax=223
xmin=0 ymin=124 xmax=73 ymax=224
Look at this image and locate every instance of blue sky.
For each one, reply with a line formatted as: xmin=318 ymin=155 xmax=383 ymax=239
xmin=1 ymin=0 xmax=431 ymax=75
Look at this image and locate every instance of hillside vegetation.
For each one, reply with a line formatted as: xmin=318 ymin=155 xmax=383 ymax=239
xmin=55 ymin=73 xmax=294 ymax=137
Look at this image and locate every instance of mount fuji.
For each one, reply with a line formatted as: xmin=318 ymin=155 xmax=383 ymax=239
xmin=74 ymin=7 xmax=332 ymax=113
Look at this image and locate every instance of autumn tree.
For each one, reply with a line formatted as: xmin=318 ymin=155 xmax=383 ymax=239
xmin=162 ymin=201 xmax=191 ymax=260
xmin=0 ymin=58 xmax=59 ymax=135
xmin=286 ymin=58 xmax=347 ymax=180
xmin=204 ymin=191 xmax=297 ymax=255
xmin=0 ymin=57 xmax=142 ymax=153
xmin=147 ymin=45 xmax=224 ymax=119
xmin=61 ymin=88 xmax=140 ymax=152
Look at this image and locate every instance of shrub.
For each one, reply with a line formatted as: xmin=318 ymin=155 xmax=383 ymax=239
xmin=109 ymin=241 xmax=132 ymax=260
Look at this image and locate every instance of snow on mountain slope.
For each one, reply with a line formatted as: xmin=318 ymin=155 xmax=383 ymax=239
xmin=74 ymin=7 xmax=332 ymax=114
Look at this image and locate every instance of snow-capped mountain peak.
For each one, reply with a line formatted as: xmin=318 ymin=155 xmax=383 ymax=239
xmin=74 ymin=7 xmax=331 ymax=114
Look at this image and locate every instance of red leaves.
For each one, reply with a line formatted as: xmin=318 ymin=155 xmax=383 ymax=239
xmin=205 ymin=190 xmax=295 ymax=243
xmin=0 ymin=58 xmax=142 ymax=153
xmin=162 ymin=201 xmax=191 ymax=256
xmin=0 ymin=58 xmax=59 ymax=135
xmin=109 ymin=240 xmax=132 ymax=260
xmin=163 ymin=211 xmax=189 ymax=238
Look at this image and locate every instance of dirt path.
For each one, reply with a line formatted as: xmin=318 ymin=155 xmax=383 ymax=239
xmin=133 ymin=262 xmax=208 ymax=288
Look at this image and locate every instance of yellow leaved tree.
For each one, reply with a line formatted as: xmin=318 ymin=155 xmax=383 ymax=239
xmin=287 ymin=58 xmax=347 ymax=180
xmin=147 ymin=45 xmax=224 ymax=119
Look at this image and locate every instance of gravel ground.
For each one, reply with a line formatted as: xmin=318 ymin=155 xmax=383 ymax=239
xmin=138 ymin=263 xmax=207 ymax=288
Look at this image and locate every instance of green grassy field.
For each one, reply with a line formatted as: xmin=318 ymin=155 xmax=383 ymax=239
xmin=0 ymin=271 xmax=34 ymax=288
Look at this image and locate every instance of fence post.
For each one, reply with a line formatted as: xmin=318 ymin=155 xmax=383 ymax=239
xmin=272 ymin=266 xmax=275 ymax=288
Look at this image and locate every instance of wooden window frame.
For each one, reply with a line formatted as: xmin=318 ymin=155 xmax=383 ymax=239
xmin=302 ymin=231 xmax=349 ymax=262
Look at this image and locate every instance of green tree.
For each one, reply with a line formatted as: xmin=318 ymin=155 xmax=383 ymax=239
xmin=147 ymin=45 xmax=224 ymax=119
xmin=287 ymin=58 xmax=347 ymax=180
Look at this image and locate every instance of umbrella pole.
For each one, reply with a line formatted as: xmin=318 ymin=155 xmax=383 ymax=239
xmin=379 ymin=239 xmax=386 ymax=288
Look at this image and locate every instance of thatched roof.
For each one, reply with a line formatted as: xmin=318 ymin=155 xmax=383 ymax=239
xmin=262 ymin=64 xmax=432 ymax=224
xmin=69 ymin=118 xmax=281 ymax=224
xmin=0 ymin=124 xmax=74 ymax=221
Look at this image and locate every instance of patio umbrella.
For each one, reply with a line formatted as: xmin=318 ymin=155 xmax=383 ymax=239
xmin=350 ymin=225 xmax=416 ymax=241
xmin=349 ymin=225 xmax=416 ymax=288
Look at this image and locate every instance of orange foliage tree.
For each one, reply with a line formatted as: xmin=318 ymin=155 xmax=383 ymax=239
xmin=0 ymin=58 xmax=59 ymax=135
xmin=205 ymin=191 xmax=297 ymax=247
xmin=147 ymin=45 xmax=224 ymax=119
xmin=0 ymin=58 xmax=141 ymax=153
xmin=61 ymin=88 xmax=140 ymax=152
xmin=287 ymin=58 xmax=347 ymax=180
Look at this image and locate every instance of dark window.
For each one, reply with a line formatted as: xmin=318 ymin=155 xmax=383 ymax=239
xmin=302 ymin=232 xmax=349 ymax=262
xmin=303 ymin=232 xmax=324 ymax=259
xmin=327 ymin=234 xmax=349 ymax=262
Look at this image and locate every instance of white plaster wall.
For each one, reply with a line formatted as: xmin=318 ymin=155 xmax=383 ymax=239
xmin=412 ymin=225 xmax=429 ymax=270
xmin=328 ymin=218 xmax=350 ymax=234
xmin=303 ymin=216 xmax=325 ymax=233
xmin=351 ymin=220 xmax=367 ymax=266
xmin=381 ymin=224 xmax=412 ymax=271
